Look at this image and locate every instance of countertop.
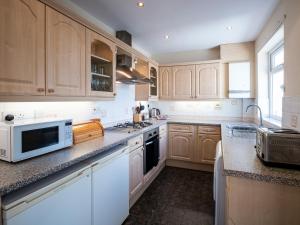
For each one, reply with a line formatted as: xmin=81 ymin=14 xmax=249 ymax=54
xmin=221 ymin=124 xmax=300 ymax=187
xmin=1 ymin=117 xmax=300 ymax=196
xmin=0 ymin=119 xmax=167 ymax=196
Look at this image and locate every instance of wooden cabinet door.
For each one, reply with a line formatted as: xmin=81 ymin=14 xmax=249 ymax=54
xmin=172 ymin=65 xmax=195 ymax=100
xmin=86 ymin=29 xmax=116 ymax=97
xmin=196 ymin=134 xmax=220 ymax=164
xmin=135 ymin=58 xmax=149 ymax=101
xmin=159 ymin=67 xmax=172 ymax=99
xmin=0 ymin=0 xmax=45 ymax=96
xmin=129 ymin=147 xmax=144 ymax=199
xmin=46 ymin=7 xmax=85 ymax=96
xmin=169 ymin=132 xmax=194 ymax=161
xmin=149 ymin=63 xmax=159 ymax=100
xmin=195 ymin=63 xmax=220 ymax=99
xmin=159 ymin=132 xmax=167 ymax=162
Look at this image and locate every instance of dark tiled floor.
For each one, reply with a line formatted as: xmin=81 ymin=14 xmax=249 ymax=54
xmin=123 ymin=166 xmax=215 ymax=225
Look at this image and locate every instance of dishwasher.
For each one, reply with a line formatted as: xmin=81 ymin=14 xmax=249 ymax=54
xmin=2 ymin=167 xmax=92 ymax=225
xmin=92 ymin=145 xmax=129 ymax=225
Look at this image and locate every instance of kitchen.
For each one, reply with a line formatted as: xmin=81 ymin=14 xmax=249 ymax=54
xmin=0 ymin=0 xmax=300 ymax=225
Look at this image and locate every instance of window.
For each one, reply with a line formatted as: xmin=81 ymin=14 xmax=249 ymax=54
xmin=268 ymin=42 xmax=284 ymax=120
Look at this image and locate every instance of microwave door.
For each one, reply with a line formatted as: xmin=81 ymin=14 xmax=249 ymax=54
xmin=12 ymin=122 xmax=65 ymax=162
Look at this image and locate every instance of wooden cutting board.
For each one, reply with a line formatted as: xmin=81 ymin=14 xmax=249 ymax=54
xmin=73 ymin=119 xmax=104 ymax=144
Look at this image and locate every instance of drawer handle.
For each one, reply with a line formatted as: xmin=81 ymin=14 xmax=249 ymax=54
xmin=37 ymin=88 xmax=45 ymax=92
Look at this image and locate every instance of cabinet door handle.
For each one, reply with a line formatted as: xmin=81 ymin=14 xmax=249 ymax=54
xmin=48 ymin=89 xmax=55 ymax=93
xmin=37 ymin=88 xmax=45 ymax=92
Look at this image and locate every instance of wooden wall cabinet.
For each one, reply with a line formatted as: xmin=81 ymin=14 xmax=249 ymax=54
xmin=129 ymin=146 xmax=144 ymax=199
xmin=46 ymin=7 xmax=86 ymax=96
xmin=149 ymin=64 xmax=159 ymax=100
xmin=135 ymin=58 xmax=149 ymax=101
xmin=86 ymin=29 xmax=116 ymax=97
xmin=159 ymin=62 xmax=222 ymax=100
xmin=0 ymin=0 xmax=45 ymax=96
xmin=195 ymin=63 xmax=220 ymax=99
xmin=172 ymin=65 xmax=195 ymax=100
xmin=159 ymin=67 xmax=173 ymax=99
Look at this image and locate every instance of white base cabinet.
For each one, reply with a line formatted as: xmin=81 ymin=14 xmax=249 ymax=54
xmin=2 ymin=146 xmax=130 ymax=225
xmin=3 ymin=168 xmax=92 ymax=225
xmin=92 ymin=148 xmax=129 ymax=225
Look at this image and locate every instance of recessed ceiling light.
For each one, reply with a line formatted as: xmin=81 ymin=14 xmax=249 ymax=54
xmin=137 ymin=2 xmax=144 ymax=7
xmin=226 ymin=26 xmax=233 ymax=30
xmin=164 ymin=35 xmax=169 ymax=40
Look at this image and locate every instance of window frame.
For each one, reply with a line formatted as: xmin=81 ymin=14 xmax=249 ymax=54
xmin=268 ymin=41 xmax=284 ymax=121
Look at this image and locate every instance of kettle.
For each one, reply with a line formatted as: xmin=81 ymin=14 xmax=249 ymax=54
xmin=150 ymin=108 xmax=161 ymax=118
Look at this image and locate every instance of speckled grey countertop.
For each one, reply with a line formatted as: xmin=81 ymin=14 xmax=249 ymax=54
xmin=1 ymin=117 xmax=300 ymax=196
xmin=0 ymin=120 xmax=167 ymax=196
xmin=221 ymin=123 xmax=300 ymax=187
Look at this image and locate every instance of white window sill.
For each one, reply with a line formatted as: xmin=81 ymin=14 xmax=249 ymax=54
xmin=263 ymin=117 xmax=282 ymax=128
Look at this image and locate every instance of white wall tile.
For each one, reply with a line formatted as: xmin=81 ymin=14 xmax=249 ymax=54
xmin=0 ymin=84 xmax=135 ymax=127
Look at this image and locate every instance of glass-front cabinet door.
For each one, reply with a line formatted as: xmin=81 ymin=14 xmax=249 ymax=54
xmin=86 ymin=29 xmax=116 ymax=97
xmin=149 ymin=64 xmax=159 ymax=99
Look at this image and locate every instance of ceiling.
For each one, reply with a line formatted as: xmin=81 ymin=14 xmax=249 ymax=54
xmin=70 ymin=0 xmax=279 ymax=56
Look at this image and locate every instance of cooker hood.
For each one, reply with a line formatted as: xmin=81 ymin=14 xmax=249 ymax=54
xmin=116 ymin=55 xmax=151 ymax=85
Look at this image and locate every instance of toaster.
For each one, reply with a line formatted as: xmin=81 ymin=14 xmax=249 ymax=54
xmin=256 ymin=127 xmax=300 ymax=167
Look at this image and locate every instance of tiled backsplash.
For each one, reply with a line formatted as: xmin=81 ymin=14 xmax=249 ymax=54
xmin=0 ymin=84 xmax=135 ymax=127
xmin=282 ymin=96 xmax=300 ymax=131
xmin=148 ymin=99 xmax=256 ymax=119
xmin=0 ymin=82 xmax=256 ymax=127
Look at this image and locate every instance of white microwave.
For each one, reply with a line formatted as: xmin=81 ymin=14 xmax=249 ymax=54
xmin=0 ymin=118 xmax=73 ymax=162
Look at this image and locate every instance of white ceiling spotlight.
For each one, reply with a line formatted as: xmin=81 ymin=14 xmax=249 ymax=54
xmin=226 ymin=26 xmax=233 ymax=31
xmin=137 ymin=2 xmax=144 ymax=8
xmin=164 ymin=35 xmax=169 ymax=40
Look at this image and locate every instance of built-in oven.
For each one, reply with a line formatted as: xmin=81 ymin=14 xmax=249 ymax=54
xmin=143 ymin=127 xmax=159 ymax=175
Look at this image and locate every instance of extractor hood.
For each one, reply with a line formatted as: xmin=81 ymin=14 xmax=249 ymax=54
xmin=116 ymin=55 xmax=151 ymax=85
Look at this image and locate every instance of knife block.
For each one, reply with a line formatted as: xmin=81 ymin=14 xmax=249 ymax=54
xmin=133 ymin=114 xmax=142 ymax=123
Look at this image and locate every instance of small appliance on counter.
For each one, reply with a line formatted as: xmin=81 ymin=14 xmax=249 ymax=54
xmin=256 ymin=127 xmax=300 ymax=167
xmin=0 ymin=118 xmax=73 ymax=162
xmin=150 ymin=108 xmax=161 ymax=118
xmin=72 ymin=119 xmax=104 ymax=144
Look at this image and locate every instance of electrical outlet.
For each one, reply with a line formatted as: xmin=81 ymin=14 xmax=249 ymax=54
xmin=214 ymin=103 xmax=222 ymax=110
xmin=290 ymin=115 xmax=298 ymax=128
xmin=231 ymin=100 xmax=238 ymax=105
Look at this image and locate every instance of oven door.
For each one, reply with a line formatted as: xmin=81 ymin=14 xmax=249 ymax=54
xmin=143 ymin=135 xmax=159 ymax=175
xmin=11 ymin=121 xmax=66 ymax=162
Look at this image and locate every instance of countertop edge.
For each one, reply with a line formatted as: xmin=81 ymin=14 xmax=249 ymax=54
xmin=223 ymin=169 xmax=300 ymax=187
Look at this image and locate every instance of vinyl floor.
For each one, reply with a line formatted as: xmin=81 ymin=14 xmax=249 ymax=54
xmin=123 ymin=166 xmax=215 ymax=225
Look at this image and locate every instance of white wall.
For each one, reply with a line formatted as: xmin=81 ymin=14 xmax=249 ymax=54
xmin=0 ymin=84 xmax=135 ymax=127
xmin=148 ymin=99 xmax=255 ymax=119
xmin=255 ymin=0 xmax=300 ymax=129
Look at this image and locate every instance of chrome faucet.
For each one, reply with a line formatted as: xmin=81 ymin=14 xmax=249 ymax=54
xmin=246 ymin=104 xmax=263 ymax=127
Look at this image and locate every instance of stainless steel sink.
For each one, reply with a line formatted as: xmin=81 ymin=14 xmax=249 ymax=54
xmin=226 ymin=124 xmax=257 ymax=138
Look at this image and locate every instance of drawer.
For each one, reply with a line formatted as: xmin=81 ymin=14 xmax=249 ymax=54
xmin=159 ymin=124 xmax=167 ymax=134
xmin=128 ymin=135 xmax=143 ymax=150
xmin=198 ymin=125 xmax=221 ymax=134
xmin=169 ymin=124 xmax=194 ymax=133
